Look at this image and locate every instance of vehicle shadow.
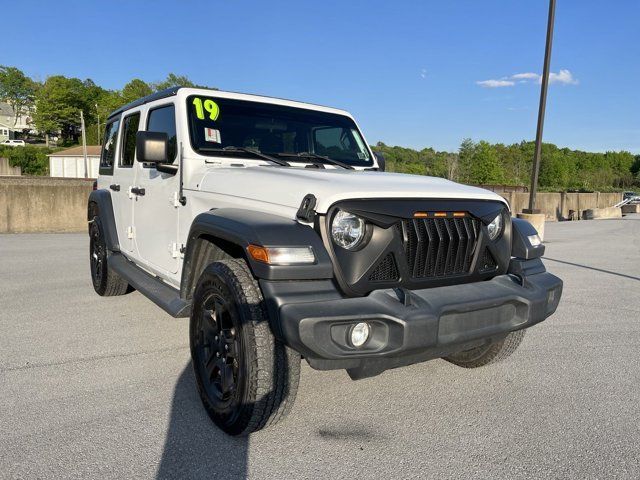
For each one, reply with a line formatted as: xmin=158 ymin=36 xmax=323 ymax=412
xmin=155 ymin=364 xmax=249 ymax=480
xmin=544 ymin=257 xmax=640 ymax=282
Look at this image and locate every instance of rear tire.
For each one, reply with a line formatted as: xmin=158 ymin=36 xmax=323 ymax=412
xmin=190 ymin=258 xmax=301 ymax=436
xmin=89 ymin=217 xmax=129 ymax=296
xmin=444 ymin=330 xmax=526 ymax=368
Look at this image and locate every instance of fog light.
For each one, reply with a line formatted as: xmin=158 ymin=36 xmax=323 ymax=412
xmin=350 ymin=322 xmax=371 ymax=347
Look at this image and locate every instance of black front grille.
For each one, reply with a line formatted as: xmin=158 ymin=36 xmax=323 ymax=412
xmin=479 ymin=247 xmax=497 ymax=272
xmin=369 ymin=253 xmax=399 ymax=282
xmin=400 ymin=217 xmax=480 ymax=279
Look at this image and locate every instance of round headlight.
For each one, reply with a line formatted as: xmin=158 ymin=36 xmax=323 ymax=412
xmin=487 ymin=212 xmax=504 ymax=241
xmin=331 ymin=210 xmax=365 ymax=249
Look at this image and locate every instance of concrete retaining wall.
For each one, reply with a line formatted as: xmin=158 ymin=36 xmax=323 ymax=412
xmin=0 ymin=158 xmax=21 ymax=176
xmin=499 ymin=191 xmax=623 ymax=221
xmin=0 ymin=177 xmax=93 ymax=233
xmin=0 ymin=177 xmax=627 ymax=233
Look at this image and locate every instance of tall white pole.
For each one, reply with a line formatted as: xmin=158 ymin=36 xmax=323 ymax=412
xmin=80 ymin=110 xmax=88 ymax=178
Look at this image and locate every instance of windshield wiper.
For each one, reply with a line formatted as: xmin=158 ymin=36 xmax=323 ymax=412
xmin=273 ymin=152 xmax=355 ymax=170
xmin=199 ymin=146 xmax=290 ymax=167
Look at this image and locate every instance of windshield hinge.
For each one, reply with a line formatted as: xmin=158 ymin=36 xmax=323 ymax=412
xmin=296 ymin=194 xmax=317 ymax=223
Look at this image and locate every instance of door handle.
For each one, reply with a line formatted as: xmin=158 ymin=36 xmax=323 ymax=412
xmin=131 ymin=187 xmax=146 ymax=196
xmin=109 ymin=184 xmax=120 ymax=192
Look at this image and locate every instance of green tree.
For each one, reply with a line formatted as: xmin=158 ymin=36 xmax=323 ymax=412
xmin=153 ymin=73 xmax=200 ymax=91
xmin=469 ymin=141 xmax=504 ymax=184
xmin=32 ymin=76 xmax=96 ymax=142
xmin=122 ymin=79 xmax=152 ymax=103
xmin=0 ymin=66 xmax=37 ymax=126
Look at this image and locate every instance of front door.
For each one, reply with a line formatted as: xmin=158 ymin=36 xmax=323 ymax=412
xmin=133 ymin=103 xmax=180 ymax=275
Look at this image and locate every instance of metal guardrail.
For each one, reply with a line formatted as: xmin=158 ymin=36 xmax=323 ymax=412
xmin=613 ymin=196 xmax=640 ymax=208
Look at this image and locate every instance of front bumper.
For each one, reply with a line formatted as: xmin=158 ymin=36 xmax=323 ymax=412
xmin=260 ymin=259 xmax=562 ymax=378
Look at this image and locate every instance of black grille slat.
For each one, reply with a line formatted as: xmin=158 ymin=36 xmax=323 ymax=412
xmin=401 ymin=216 xmax=481 ymax=280
xmin=453 ymin=218 xmax=467 ymax=272
xmin=462 ymin=217 xmax=477 ymax=271
xmin=413 ymin=219 xmax=427 ymax=278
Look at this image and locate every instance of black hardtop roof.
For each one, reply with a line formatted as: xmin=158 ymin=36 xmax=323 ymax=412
xmin=107 ymin=86 xmax=344 ymax=120
xmin=107 ymin=86 xmax=182 ymax=120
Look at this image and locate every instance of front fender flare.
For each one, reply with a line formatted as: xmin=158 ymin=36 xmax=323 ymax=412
xmin=181 ymin=208 xmax=334 ymax=291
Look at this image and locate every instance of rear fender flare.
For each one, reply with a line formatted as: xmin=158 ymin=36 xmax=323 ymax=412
xmin=88 ymin=189 xmax=120 ymax=252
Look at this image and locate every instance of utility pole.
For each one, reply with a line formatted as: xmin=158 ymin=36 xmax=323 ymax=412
xmin=95 ymin=103 xmax=100 ymax=145
xmin=525 ymin=0 xmax=556 ymax=213
xmin=80 ymin=110 xmax=88 ymax=178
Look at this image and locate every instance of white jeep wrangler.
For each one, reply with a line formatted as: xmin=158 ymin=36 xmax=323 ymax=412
xmin=88 ymin=87 xmax=562 ymax=435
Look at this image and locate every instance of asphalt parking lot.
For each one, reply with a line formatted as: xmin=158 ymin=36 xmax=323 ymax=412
xmin=1 ymin=215 xmax=639 ymax=479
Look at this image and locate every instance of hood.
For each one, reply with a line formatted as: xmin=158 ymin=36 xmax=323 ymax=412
xmin=197 ymin=166 xmax=508 ymax=214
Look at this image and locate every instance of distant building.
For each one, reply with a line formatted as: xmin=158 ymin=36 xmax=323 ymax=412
xmin=48 ymin=146 xmax=102 ymax=178
xmin=0 ymin=102 xmax=34 ymax=141
xmin=0 ymin=121 xmax=11 ymax=142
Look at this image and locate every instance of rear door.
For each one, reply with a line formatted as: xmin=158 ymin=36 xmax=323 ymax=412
xmin=111 ymin=111 xmax=141 ymax=253
xmin=132 ymin=103 xmax=180 ymax=274
xmin=98 ymin=116 xmax=133 ymax=252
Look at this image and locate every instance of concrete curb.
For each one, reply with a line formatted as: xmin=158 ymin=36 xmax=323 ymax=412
xmin=582 ymin=207 xmax=622 ymax=220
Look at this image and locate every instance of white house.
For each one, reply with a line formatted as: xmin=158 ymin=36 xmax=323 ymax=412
xmin=48 ymin=146 xmax=101 ymax=178
xmin=0 ymin=121 xmax=11 ymax=142
xmin=0 ymin=102 xmax=34 ymax=141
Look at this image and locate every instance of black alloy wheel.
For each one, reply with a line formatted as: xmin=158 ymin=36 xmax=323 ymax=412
xmin=193 ymin=290 xmax=243 ymax=420
xmin=189 ymin=259 xmax=301 ymax=436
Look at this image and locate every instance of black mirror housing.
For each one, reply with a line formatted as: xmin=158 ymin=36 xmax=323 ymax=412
xmin=137 ymin=131 xmax=168 ymax=163
xmin=374 ymin=151 xmax=386 ymax=172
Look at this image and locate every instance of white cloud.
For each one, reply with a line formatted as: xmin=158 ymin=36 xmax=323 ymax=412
xmin=511 ymin=72 xmax=540 ymax=81
xmin=549 ymin=69 xmax=578 ymax=85
xmin=476 ymin=69 xmax=578 ymax=88
xmin=476 ymin=79 xmax=515 ymax=88
xmin=420 ymin=68 xmax=427 ymax=79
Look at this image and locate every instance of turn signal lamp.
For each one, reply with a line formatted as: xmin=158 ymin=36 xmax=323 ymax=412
xmin=247 ymin=245 xmax=315 ymax=265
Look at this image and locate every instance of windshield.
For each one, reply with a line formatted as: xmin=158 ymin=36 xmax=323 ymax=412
xmin=186 ymin=95 xmax=373 ymax=167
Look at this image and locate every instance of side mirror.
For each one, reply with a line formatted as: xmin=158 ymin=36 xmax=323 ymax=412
xmin=374 ymin=151 xmax=386 ymax=172
xmin=136 ymin=131 xmax=168 ymax=164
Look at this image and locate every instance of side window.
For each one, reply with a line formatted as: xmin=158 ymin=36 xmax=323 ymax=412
xmin=120 ymin=113 xmax=140 ymax=167
xmin=147 ymin=104 xmax=177 ymax=162
xmin=100 ymin=118 xmax=120 ymax=175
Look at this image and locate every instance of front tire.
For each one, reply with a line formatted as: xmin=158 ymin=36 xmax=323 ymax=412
xmin=89 ymin=217 xmax=129 ymax=296
xmin=444 ymin=330 xmax=526 ymax=368
xmin=189 ymin=258 xmax=301 ymax=436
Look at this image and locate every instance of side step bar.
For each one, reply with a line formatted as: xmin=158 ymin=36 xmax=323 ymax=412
xmin=108 ymin=253 xmax=191 ymax=318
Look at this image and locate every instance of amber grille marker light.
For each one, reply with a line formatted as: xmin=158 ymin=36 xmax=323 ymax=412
xmin=247 ymin=245 xmax=269 ymax=263
xmin=413 ymin=212 xmax=467 ymax=218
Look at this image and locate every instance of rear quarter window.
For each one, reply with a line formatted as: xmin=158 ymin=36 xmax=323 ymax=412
xmin=99 ymin=118 xmax=120 ymax=176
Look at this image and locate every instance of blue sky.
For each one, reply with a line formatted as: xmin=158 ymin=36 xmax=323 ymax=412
xmin=4 ymin=0 xmax=639 ymax=153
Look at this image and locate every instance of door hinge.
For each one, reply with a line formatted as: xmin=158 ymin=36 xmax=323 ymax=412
xmin=171 ymin=242 xmax=185 ymax=259
xmin=171 ymin=191 xmax=186 ymax=207
xmin=127 ymin=226 xmax=136 ymax=239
